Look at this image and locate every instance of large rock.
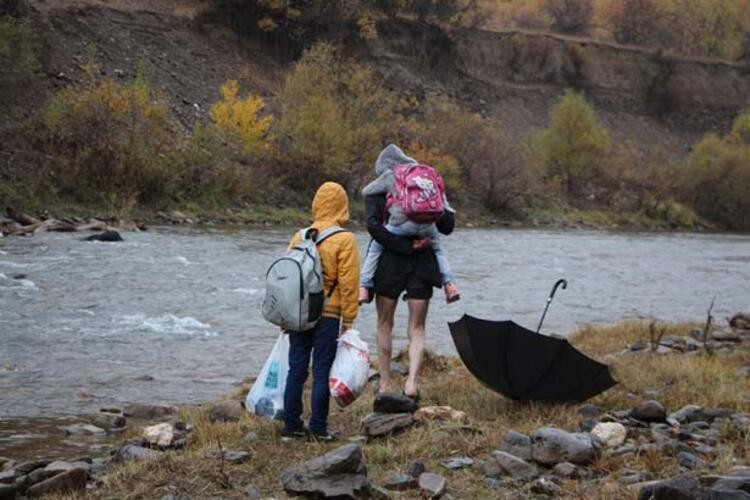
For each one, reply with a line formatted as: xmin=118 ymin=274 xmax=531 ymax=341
xmin=12 ymin=461 xmax=49 ymax=475
xmin=591 ymin=422 xmax=627 ymax=448
xmin=710 ymin=468 xmax=750 ymax=496
xmin=383 ymin=474 xmax=417 ymax=491
xmin=43 ymin=461 xmax=88 ymax=475
xmin=498 ymin=431 xmax=533 ymax=461
xmin=373 ymin=393 xmax=417 ymax=414
xmin=637 ymin=474 xmax=703 ymax=500
xmin=413 ymin=406 xmax=466 ymax=425
xmin=123 ymin=403 xmax=177 ymax=419
xmin=84 ymin=230 xmax=123 ymax=242
xmin=25 ymin=468 xmax=86 ymax=497
xmin=490 ymin=451 xmax=539 ymax=480
xmin=632 ymin=400 xmax=667 ymax=422
xmin=530 ymin=427 xmax=597 ymax=465
xmin=209 ymin=400 xmax=245 ymax=423
xmin=362 ymin=413 xmax=414 ymax=437
xmin=111 ymin=444 xmax=162 ymax=464
xmin=280 ymin=444 xmax=371 ymax=498
xmin=418 ymin=473 xmax=446 ymax=498
xmin=143 ymin=423 xmax=176 ymax=447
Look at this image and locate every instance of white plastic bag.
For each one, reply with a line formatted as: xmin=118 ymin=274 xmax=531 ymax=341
xmin=246 ymin=333 xmax=289 ymax=421
xmin=329 ymin=329 xmax=370 ymax=407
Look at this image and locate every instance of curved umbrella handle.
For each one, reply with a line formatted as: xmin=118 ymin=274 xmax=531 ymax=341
xmin=536 ymin=279 xmax=568 ymax=334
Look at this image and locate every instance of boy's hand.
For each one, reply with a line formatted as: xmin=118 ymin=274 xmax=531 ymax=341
xmin=412 ymin=237 xmax=432 ymax=251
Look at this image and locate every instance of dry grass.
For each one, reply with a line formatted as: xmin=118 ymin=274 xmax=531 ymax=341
xmin=83 ymin=321 xmax=750 ymax=499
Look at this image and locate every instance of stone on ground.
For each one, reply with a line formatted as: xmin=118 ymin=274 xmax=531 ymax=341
xmin=413 ymin=406 xmax=467 ymax=424
xmin=280 ymin=444 xmax=370 ymax=498
xmin=491 ymin=451 xmax=539 ymax=480
xmin=43 ymin=461 xmax=88 ymax=475
xmin=530 ymin=427 xmax=598 ymax=465
xmin=552 ymin=462 xmax=579 ymax=479
xmin=668 ymin=405 xmax=706 ymax=425
xmin=373 ymin=393 xmax=417 ymax=414
xmin=25 ymin=468 xmax=86 ymax=498
xmin=591 ymin=422 xmax=627 ymax=448
xmin=143 ymin=423 xmax=176 ymax=447
xmin=210 ymin=450 xmax=252 ymax=464
xmin=636 ymin=474 xmax=703 ymax=500
xmin=709 ymin=468 xmax=750 ymax=497
xmin=498 ymin=431 xmax=533 ymax=461
xmin=383 ymin=473 xmax=417 ymax=491
xmin=418 ymin=473 xmax=446 ymax=498
xmin=59 ymin=423 xmax=105 ymax=436
xmin=632 ymin=400 xmax=667 ymax=422
xmin=406 ymin=460 xmax=426 ymax=478
xmin=88 ymin=412 xmax=125 ymax=430
xmin=111 ymin=444 xmax=162 ymax=464
xmin=209 ymin=400 xmax=245 ymax=423
xmin=361 ymin=413 xmax=414 ymax=437
xmin=440 ymin=457 xmax=474 ymax=470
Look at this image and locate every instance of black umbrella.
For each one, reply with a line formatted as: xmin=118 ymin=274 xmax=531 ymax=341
xmin=448 ymin=281 xmax=616 ymax=403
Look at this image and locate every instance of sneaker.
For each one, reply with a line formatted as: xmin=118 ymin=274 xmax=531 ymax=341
xmin=281 ymin=427 xmax=309 ymax=439
xmin=358 ymin=286 xmax=372 ymax=305
xmin=309 ymin=431 xmax=338 ymax=443
xmin=444 ymin=282 xmax=460 ymax=304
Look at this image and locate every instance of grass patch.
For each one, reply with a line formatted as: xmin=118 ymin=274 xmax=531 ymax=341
xmin=80 ymin=321 xmax=750 ymax=498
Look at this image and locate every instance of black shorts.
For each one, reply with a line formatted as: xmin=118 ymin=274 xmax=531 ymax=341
xmin=375 ymin=273 xmax=434 ymax=301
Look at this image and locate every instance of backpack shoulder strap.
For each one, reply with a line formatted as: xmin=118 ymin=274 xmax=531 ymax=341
xmin=316 ymin=225 xmax=347 ymax=245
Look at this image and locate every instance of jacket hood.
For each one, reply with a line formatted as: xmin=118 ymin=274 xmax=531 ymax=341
xmin=375 ymin=144 xmax=416 ymax=176
xmin=312 ymin=182 xmax=349 ymax=227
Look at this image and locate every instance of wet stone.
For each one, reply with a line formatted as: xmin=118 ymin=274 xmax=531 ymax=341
xmin=383 ymin=473 xmax=417 ymax=491
xmin=406 ymin=460 xmax=426 ymax=478
xmin=418 ymin=473 xmax=446 ymax=498
xmin=373 ymin=393 xmax=417 ymax=414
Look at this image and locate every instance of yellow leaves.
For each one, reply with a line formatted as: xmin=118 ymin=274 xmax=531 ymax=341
xmin=356 ymin=15 xmax=378 ymax=40
xmin=405 ymin=141 xmax=463 ymax=194
xmin=209 ymin=80 xmax=272 ymax=155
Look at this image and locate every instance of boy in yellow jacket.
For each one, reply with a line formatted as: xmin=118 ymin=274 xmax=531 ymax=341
xmin=283 ymin=182 xmax=360 ymax=440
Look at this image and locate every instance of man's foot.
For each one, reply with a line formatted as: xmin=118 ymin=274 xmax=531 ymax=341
xmin=281 ymin=427 xmax=309 ymax=439
xmin=358 ymin=286 xmax=372 ymax=305
xmin=444 ymin=282 xmax=460 ymax=304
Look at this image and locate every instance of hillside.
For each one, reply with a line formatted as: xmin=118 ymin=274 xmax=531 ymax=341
xmin=2 ymin=0 xmax=750 ymax=229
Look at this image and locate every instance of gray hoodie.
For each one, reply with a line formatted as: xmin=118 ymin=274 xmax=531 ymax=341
xmin=362 ymin=144 xmax=453 ymax=226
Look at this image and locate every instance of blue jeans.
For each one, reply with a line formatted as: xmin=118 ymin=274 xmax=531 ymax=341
xmin=360 ymin=222 xmax=455 ymax=287
xmin=283 ymin=317 xmax=339 ymax=435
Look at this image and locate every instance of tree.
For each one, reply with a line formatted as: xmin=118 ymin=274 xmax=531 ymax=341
xmin=537 ymin=91 xmax=610 ymax=195
xmin=209 ymin=80 xmax=272 ymax=155
xmin=598 ymin=0 xmax=666 ymax=46
xmin=544 ymin=0 xmax=593 ymax=34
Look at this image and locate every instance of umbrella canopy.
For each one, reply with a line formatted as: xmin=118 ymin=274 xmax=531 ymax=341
xmin=449 ymin=314 xmax=616 ymax=403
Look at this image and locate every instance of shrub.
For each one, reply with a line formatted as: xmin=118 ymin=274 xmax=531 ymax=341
xmin=404 ymin=141 xmax=463 ymax=194
xmin=0 ymin=16 xmax=37 ymax=105
xmin=681 ymin=111 xmax=750 ymax=229
xmin=275 ymin=42 xmax=399 ymax=191
xmin=543 ymin=0 xmax=593 ymax=34
xmin=535 ymin=90 xmax=610 ymax=195
xmin=665 ymin=0 xmax=745 ymax=58
xmin=597 ymin=0 xmax=667 ymax=46
xmin=44 ymin=76 xmax=176 ymax=204
xmin=209 ymin=80 xmax=272 ymax=155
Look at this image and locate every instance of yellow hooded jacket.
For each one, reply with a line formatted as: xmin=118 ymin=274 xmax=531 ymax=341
xmin=288 ymin=182 xmax=360 ymax=329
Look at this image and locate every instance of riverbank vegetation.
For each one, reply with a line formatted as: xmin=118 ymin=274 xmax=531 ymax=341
xmin=2 ymin=5 xmax=750 ymax=230
xmin=87 ymin=319 xmax=750 ymax=498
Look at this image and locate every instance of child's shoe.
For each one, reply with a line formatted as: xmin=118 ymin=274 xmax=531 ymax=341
xmin=444 ymin=282 xmax=460 ymax=304
xmin=358 ymin=286 xmax=372 ymax=305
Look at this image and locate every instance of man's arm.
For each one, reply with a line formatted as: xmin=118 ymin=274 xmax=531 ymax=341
xmin=364 ymin=194 xmax=414 ymax=255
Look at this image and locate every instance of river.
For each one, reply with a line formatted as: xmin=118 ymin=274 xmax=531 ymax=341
xmin=0 ymin=227 xmax=748 ymax=453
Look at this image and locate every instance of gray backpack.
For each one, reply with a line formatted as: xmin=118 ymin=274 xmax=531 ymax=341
xmin=262 ymin=226 xmax=346 ymax=332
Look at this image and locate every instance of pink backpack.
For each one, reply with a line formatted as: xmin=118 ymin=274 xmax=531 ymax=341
xmin=388 ymin=164 xmax=446 ymax=223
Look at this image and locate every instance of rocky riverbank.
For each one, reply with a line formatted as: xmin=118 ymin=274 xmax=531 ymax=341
xmin=1 ymin=317 xmax=748 ymax=499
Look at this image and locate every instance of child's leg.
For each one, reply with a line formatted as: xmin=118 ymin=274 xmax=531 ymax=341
xmin=360 ymin=239 xmax=383 ymax=289
xmin=426 ymin=227 xmax=456 ymax=285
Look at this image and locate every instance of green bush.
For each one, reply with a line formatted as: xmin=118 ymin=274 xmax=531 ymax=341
xmin=534 ymin=90 xmax=610 ymax=196
xmin=682 ymin=111 xmax=750 ymax=229
xmin=0 ymin=16 xmax=37 ymax=105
